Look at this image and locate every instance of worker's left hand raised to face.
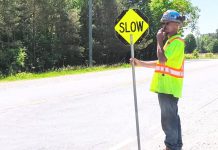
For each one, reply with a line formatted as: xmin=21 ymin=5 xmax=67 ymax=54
xmin=156 ymin=28 xmax=167 ymax=64
xmin=156 ymin=28 xmax=166 ymax=42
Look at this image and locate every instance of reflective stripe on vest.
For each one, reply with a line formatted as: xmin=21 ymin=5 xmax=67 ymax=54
xmin=155 ymin=63 xmax=184 ymax=78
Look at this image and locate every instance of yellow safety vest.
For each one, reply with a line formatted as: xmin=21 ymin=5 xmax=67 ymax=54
xmin=150 ymin=34 xmax=185 ymax=98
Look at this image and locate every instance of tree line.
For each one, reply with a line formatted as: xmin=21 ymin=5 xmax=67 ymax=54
xmin=185 ymin=29 xmax=218 ymax=54
xmin=0 ymin=0 xmax=199 ymax=75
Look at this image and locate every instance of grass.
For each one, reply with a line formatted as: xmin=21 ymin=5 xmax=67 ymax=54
xmin=0 ymin=63 xmax=131 ymax=82
xmin=185 ymin=52 xmax=218 ymax=59
xmin=200 ymin=53 xmax=218 ymax=59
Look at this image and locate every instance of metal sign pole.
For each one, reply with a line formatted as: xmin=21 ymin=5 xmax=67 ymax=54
xmin=130 ymin=34 xmax=141 ymax=150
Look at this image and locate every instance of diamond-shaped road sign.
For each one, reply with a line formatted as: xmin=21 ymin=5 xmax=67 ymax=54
xmin=115 ymin=9 xmax=149 ymax=45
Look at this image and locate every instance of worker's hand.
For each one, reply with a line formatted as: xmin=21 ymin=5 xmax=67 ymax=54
xmin=156 ymin=28 xmax=166 ymax=42
xmin=156 ymin=28 xmax=167 ymax=64
xmin=129 ymin=58 xmax=141 ymax=66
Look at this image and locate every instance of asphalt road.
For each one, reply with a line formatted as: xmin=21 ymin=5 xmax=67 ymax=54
xmin=0 ymin=59 xmax=218 ymax=150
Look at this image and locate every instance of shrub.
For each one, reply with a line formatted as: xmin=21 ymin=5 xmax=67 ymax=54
xmin=0 ymin=47 xmax=27 ymax=75
xmin=192 ymin=49 xmax=199 ymax=58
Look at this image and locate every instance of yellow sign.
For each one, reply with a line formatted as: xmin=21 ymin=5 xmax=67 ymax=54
xmin=115 ymin=9 xmax=149 ymax=45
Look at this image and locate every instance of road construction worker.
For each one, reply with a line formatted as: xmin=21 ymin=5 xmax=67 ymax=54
xmin=130 ymin=10 xmax=185 ymax=150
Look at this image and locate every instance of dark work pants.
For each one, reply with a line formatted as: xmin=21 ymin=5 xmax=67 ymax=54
xmin=158 ymin=93 xmax=183 ymax=150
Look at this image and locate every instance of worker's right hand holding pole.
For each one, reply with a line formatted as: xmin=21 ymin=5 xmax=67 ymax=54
xmin=130 ymin=58 xmax=142 ymax=66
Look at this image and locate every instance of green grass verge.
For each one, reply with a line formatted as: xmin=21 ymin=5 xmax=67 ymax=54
xmin=185 ymin=53 xmax=218 ymax=59
xmin=0 ymin=63 xmax=131 ymax=82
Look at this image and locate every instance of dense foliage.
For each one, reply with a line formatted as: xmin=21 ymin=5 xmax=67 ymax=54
xmin=0 ymin=0 xmax=200 ymax=75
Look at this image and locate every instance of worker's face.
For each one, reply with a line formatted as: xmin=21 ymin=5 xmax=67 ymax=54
xmin=162 ymin=22 xmax=180 ymax=34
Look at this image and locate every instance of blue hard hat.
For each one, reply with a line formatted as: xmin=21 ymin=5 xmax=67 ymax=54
xmin=161 ymin=10 xmax=185 ymax=23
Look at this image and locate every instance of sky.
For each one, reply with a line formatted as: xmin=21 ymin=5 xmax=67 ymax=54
xmin=188 ymin=0 xmax=218 ymax=34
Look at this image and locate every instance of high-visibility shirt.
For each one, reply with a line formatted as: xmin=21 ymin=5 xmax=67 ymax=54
xmin=150 ymin=34 xmax=185 ymax=98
